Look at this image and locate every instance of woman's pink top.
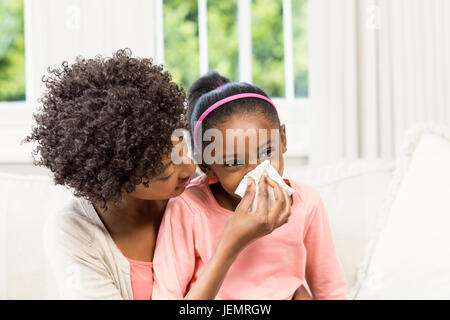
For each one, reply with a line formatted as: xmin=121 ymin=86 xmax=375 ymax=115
xmin=127 ymin=258 xmax=153 ymax=300
xmin=113 ymin=243 xmax=153 ymax=300
xmin=152 ymin=174 xmax=348 ymax=300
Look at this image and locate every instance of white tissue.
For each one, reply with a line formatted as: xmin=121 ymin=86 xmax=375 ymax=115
xmin=234 ymin=160 xmax=295 ymax=212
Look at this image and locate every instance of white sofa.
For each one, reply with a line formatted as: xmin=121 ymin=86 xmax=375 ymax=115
xmin=287 ymin=159 xmax=395 ymax=292
xmin=0 ymin=173 xmax=73 ymax=299
xmin=0 ymin=159 xmax=394 ymax=299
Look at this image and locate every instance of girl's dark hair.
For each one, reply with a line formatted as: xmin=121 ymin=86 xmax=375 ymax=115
xmin=25 ymin=49 xmax=187 ymax=207
xmin=187 ymin=71 xmax=280 ymax=143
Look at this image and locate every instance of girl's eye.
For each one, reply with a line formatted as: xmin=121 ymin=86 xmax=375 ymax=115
xmin=259 ymin=148 xmax=274 ymax=160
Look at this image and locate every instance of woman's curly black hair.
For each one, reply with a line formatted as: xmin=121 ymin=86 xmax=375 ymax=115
xmin=25 ymin=49 xmax=187 ymax=207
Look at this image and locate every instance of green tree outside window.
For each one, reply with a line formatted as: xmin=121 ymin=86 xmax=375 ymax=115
xmin=163 ymin=0 xmax=307 ymax=98
xmin=0 ymin=0 xmax=25 ymax=101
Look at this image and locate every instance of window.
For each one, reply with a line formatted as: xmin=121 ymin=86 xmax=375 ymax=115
xmin=0 ymin=0 xmax=30 ymax=163
xmin=158 ymin=0 xmax=310 ymax=156
xmin=0 ymin=0 xmax=25 ymax=102
xmin=161 ymin=0 xmax=307 ymax=98
xmin=0 ymin=0 xmax=309 ymax=162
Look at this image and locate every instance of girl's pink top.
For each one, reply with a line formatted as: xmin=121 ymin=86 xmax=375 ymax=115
xmin=152 ymin=174 xmax=348 ymax=300
xmin=127 ymin=258 xmax=153 ymax=300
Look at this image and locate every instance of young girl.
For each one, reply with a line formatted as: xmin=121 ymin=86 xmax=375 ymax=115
xmin=152 ymin=71 xmax=348 ymax=300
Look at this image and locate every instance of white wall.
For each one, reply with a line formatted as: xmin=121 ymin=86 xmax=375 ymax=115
xmin=0 ymin=0 xmax=157 ymax=167
xmin=309 ymin=0 xmax=450 ymax=165
xmin=26 ymin=0 xmax=156 ymax=103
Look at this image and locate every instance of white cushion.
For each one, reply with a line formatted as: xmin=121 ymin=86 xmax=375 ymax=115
xmin=0 ymin=173 xmax=73 ymax=299
xmin=354 ymin=124 xmax=450 ymax=299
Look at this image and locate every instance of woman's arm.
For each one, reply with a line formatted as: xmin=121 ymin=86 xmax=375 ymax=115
xmin=152 ymin=175 xmax=291 ymax=300
xmin=43 ymin=213 xmax=125 ymax=299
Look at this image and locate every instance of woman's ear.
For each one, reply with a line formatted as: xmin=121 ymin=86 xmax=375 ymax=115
xmin=280 ymin=124 xmax=287 ymax=154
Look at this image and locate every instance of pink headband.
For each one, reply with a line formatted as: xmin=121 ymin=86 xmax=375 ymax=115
xmin=193 ymin=93 xmax=278 ymax=151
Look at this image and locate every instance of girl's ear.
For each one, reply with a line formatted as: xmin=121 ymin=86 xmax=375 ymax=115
xmin=280 ymin=124 xmax=287 ymax=154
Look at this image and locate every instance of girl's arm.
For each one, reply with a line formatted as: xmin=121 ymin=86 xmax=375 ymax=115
xmin=153 ymin=175 xmax=291 ymax=300
xmin=303 ymin=196 xmax=348 ymax=300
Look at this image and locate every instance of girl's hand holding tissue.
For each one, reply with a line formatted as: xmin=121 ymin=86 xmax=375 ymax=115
xmin=222 ymin=174 xmax=292 ymax=252
xmin=234 ymin=160 xmax=295 ymax=212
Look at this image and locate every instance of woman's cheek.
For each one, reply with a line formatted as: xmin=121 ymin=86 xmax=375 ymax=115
xmin=154 ymin=179 xmax=178 ymax=196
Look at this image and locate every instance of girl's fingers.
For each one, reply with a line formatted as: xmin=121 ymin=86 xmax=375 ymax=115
xmin=266 ymin=176 xmax=284 ymax=206
xmin=255 ymin=174 xmax=269 ymax=214
xmin=236 ymin=177 xmax=256 ymax=213
xmin=268 ymin=193 xmax=284 ymax=219
xmin=265 ymin=179 xmax=289 ymax=226
xmin=276 ymin=188 xmax=292 ymax=226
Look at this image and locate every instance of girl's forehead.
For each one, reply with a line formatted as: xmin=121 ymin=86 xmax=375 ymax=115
xmin=207 ymin=115 xmax=277 ymax=150
xmin=216 ymin=113 xmax=278 ymax=132
xmin=222 ymin=129 xmax=280 ymax=156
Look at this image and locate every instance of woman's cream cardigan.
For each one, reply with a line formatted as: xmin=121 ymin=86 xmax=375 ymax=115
xmin=43 ymin=197 xmax=134 ymax=299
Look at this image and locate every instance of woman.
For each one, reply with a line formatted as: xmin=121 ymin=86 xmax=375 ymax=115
xmin=26 ymin=49 xmax=295 ymax=299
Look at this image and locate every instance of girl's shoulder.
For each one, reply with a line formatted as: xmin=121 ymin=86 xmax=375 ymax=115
xmin=166 ymin=174 xmax=213 ymax=213
xmin=168 ymin=175 xmax=325 ymax=217
xmin=177 ymin=175 xmax=324 ymax=207
xmin=286 ymin=179 xmax=323 ymax=208
xmin=181 ymin=173 xmax=212 ymax=199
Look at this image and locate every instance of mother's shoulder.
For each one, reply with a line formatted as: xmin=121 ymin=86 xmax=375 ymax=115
xmin=44 ymin=198 xmax=100 ymax=247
